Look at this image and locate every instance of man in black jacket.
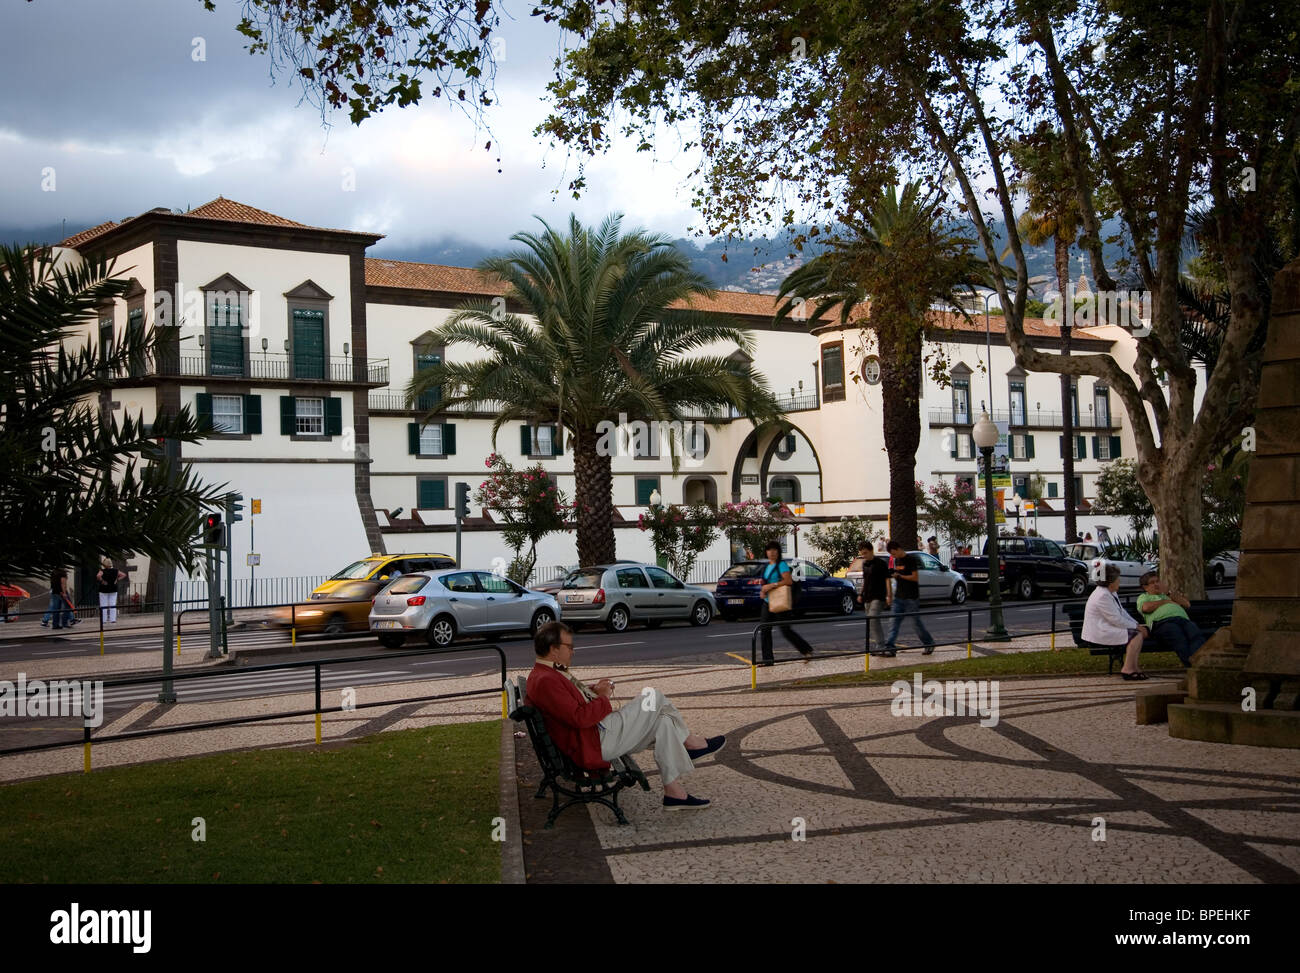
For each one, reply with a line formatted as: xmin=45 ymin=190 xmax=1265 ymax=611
xmin=853 ymin=541 xmax=890 ymax=650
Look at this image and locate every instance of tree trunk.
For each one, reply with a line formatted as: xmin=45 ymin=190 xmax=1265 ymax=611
xmin=878 ymin=325 xmax=921 ymax=547
xmin=1146 ymin=460 xmax=1207 ymax=600
xmin=573 ymin=425 xmax=616 ymax=565
xmin=1056 ymin=236 xmax=1077 ymax=544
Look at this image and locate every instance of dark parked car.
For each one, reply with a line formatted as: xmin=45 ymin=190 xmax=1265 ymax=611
xmin=953 ymin=536 xmax=1090 ymax=600
xmin=714 ymin=558 xmax=857 ymax=620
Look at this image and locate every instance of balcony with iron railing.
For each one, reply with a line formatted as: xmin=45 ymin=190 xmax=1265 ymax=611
xmin=927 ymin=407 xmax=1122 ymax=429
xmin=369 ymin=389 xmax=823 ymax=420
xmin=110 ymin=350 xmax=390 ymax=386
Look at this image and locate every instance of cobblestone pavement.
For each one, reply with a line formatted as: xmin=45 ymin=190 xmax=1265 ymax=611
xmin=516 ymin=661 xmax=1300 ymax=884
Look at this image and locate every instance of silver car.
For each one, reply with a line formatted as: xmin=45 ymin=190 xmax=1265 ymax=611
xmin=370 ymin=569 xmax=561 ymax=648
xmin=554 ymin=563 xmax=717 ymax=632
xmin=1064 ymin=542 xmax=1156 ymax=589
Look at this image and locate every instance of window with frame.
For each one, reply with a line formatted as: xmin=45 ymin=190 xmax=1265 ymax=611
xmin=295 ymin=397 xmax=324 ymax=435
xmin=1011 ymin=434 xmax=1026 ymax=460
xmin=635 ymin=477 xmax=660 ymax=506
xmin=535 ymin=424 xmax=555 ymax=457
xmin=774 ymin=433 xmax=796 ymax=460
xmin=1008 ymin=380 xmax=1026 ymax=425
xmin=1098 ymin=435 xmax=1111 ymax=460
xmin=956 ymin=475 xmax=976 ymax=495
xmin=419 ymin=423 xmax=444 ymax=456
xmin=769 ymin=477 xmax=801 ymax=503
xmin=956 ymin=432 xmax=973 ymax=460
xmin=1048 ymin=481 xmax=1059 ymax=498
xmin=211 ymin=394 xmax=243 ymax=434
xmin=821 ymin=342 xmax=845 ymax=401
xmin=208 ymin=297 xmax=244 ymax=377
xmin=953 ymin=381 xmax=971 ymax=425
xmin=1094 ymin=385 xmax=1110 ymax=427
xmin=414 ymin=349 xmax=443 ymax=409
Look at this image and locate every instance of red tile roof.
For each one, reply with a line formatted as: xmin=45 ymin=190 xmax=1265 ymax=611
xmin=57 ymin=197 xmax=371 ymax=249
xmin=365 ymin=258 xmax=508 ymax=295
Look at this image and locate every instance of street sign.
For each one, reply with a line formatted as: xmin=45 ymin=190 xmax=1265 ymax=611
xmin=246 ymin=553 xmax=261 ymax=566
xmin=251 ymin=498 xmax=262 ymax=515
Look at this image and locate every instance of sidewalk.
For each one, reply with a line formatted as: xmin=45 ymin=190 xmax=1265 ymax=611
xmin=3 ymin=647 xmax=1294 ymax=882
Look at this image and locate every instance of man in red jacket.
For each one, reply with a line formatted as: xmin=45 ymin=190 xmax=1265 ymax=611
xmin=525 ymin=621 xmax=724 ymax=810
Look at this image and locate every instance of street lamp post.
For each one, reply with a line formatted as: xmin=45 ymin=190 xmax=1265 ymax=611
xmin=973 ymin=412 xmax=1010 ymax=641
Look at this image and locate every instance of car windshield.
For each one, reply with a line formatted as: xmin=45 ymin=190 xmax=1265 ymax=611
xmin=562 ymin=569 xmax=605 ymax=589
xmin=329 ymin=559 xmax=380 ymax=580
xmin=721 ymin=564 xmax=763 ymax=579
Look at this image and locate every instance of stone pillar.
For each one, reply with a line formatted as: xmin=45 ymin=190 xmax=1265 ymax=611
xmin=1168 ymin=256 xmax=1300 ymax=747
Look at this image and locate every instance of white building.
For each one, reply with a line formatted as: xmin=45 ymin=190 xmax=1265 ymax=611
xmin=54 ymin=198 xmax=1155 ymax=599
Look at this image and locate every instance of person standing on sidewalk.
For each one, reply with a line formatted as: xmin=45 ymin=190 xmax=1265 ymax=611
xmin=96 ymin=557 xmax=120 ymax=624
xmin=46 ymin=568 xmax=74 ymax=629
xmin=853 ymin=540 xmax=891 ymax=650
xmin=880 ymin=540 xmax=935 ymax=657
xmin=758 ymin=541 xmax=813 ymax=665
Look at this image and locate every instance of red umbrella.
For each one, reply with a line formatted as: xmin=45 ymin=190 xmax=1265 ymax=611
xmin=0 ymin=584 xmax=30 ymax=600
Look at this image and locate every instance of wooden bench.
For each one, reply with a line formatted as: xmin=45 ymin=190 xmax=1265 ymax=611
xmin=506 ymin=676 xmax=650 ymax=829
xmin=1063 ymin=600 xmax=1232 ymax=673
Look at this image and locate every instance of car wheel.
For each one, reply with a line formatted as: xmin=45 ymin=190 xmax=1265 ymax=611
xmin=529 ymin=608 xmax=555 ymax=638
xmin=1069 ymin=573 xmax=1088 ymax=597
xmin=838 ymin=593 xmax=856 ymax=616
xmin=951 ymin=582 xmax=967 ymax=605
xmin=645 ymin=620 xmax=663 ymax=629
xmin=690 ymin=600 xmax=713 ymax=627
xmin=426 ymin=615 xmax=457 ymax=648
xmin=605 ymin=605 xmax=630 ymax=633
xmin=377 ymin=633 xmax=404 ymax=649
xmin=1016 ymin=575 xmax=1035 ymax=600
xmin=1211 ymin=564 xmax=1225 ymax=586
xmin=323 ymin=613 xmax=347 ymax=636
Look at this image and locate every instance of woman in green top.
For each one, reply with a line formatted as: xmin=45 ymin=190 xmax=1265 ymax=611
xmin=758 ymin=541 xmax=813 ymax=666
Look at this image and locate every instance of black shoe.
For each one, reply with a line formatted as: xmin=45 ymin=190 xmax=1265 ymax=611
xmin=880 ymin=649 xmax=896 ymax=657
xmin=923 ymin=644 xmax=935 ymax=655
xmin=1120 ymin=671 xmax=1149 ymax=681
xmin=663 ymin=794 xmax=711 ymax=811
xmin=687 ymin=735 xmax=726 ymax=761
xmin=759 ymin=661 xmax=774 ymax=667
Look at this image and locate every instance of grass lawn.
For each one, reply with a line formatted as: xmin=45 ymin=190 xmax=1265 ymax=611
xmin=792 ymin=647 xmax=1186 ymax=687
xmin=0 ymin=721 xmax=501 ymax=883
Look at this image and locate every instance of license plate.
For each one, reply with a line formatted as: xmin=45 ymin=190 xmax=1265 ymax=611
xmin=971 ymin=572 xmax=987 ymax=580
xmin=376 ymin=620 xmax=401 ymax=630
xmin=565 ymin=594 xmax=584 ymax=603
xmin=727 ymin=599 xmax=745 ymax=605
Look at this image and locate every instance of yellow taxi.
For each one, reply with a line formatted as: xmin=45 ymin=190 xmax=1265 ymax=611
xmin=311 ymin=553 xmax=457 ymax=598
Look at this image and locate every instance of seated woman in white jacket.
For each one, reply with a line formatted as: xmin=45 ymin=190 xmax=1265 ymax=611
xmin=1082 ymin=564 xmax=1150 ymax=680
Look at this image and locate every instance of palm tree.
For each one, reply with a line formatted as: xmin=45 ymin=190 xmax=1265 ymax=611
xmin=774 ymin=182 xmax=994 ymax=548
xmin=405 ymin=214 xmax=781 ymax=565
xmin=1012 ymin=126 xmax=1085 ymax=542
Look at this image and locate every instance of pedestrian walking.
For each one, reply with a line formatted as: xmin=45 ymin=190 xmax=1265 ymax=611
xmin=880 ymin=539 xmax=936 ymax=657
xmin=757 ymin=541 xmax=813 ymax=665
xmin=46 ymin=568 xmax=74 ymax=629
xmin=96 ymin=557 xmax=120 ymax=624
xmin=852 ymin=540 xmax=890 ymax=650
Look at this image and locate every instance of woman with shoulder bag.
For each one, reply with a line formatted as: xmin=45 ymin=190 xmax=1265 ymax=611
xmin=758 ymin=541 xmax=813 ymax=666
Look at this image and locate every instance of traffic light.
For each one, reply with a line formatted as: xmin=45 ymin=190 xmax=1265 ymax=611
xmin=226 ymin=493 xmax=244 ymax=524
xmin=201 ymin=512 xmax=224 ymax=547
xmin=455 ymin=482 xmax=470 ymax=520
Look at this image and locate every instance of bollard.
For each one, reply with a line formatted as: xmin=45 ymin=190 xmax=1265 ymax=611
xmin=313 ymin=664 xmax=322 ymax=744
xmin=83 ymin=726 xmax=91 ymax=773
xmin=750 ymin=661 xmax=756 ymax=690
xmin=967 ymin=640 xmax=973 ymax=659
xmin=500 ymin=689 xmax=508 ymax=719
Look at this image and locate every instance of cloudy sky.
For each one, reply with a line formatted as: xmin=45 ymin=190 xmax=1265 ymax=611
xmin=0 ymin=0 xmax=709 ymax=256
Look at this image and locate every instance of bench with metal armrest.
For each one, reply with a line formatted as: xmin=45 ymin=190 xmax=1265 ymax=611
xmin=505 ymin=675 xmax=650 ymax=828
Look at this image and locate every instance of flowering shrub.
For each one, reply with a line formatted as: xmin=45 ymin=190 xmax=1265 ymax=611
xmin=637 ymin=502 xmax=718 ymax=580
xmin=474 ymin=453 xmax=570 ymax=584
xmin=715 ymin=499 xmax=793 ymax=558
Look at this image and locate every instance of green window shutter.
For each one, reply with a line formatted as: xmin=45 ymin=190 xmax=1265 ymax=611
xmin=520 ymin=425 xmax=532 ymax=456
xmin=419 ymin=480 xmax=446 ymax=509
xmin=550 ymin=425 xmax=562 ymax=455
xmin=1059 ymin=435 xmax=1065 ymax=459
xmin=746 ymin=438 xmax=758 ymax=458
xmin=195 ymin=393 xmax=213 ymax=432
xmin=408 ymin=422 xmax=419 ymax=455
xmin=1078 ymin=435 xmax=1087 ymax=459
xmin=1110 ymin=435 xmax=1121 ymax=458
xmin=1048 ymin=481 xmax=1058 ymax=498
xmin=1091 ymin=435 xmax=1099 ymax=460
xmin=280 ymin=396 xmax=295 ymax=436
xmin=243 ymin=395 xmax=262 ymax=435
xmin=784 ymin=433 xmax=796 ymax=454
xmin=325 ymin=397 xmax=343 ymax=436
xmin=1026 ymin=435 xmax=1035 ymax=459
xmin=291 ymin=308 xmax=325 ymax=379
xmin=636 ymin=478 xmax=657 ymax=505
xmin=442 ymin=423 xmax=456 ymax=455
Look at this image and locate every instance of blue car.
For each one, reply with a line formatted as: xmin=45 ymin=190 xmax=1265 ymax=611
xmin=714 ymin=558 xmax=858 ymax=621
